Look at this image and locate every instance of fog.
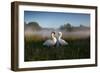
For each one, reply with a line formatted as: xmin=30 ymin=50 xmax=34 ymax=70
xmin=25 ymin=29 xmax=90 ymax=39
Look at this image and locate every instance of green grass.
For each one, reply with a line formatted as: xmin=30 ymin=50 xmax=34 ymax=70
xmin=24 ymin=37 xmax=90 ymax=61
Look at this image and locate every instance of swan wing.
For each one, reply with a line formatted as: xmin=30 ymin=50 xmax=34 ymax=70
xmin=43 ymin=40 xmax=55 ymax=46
xmin=59 ymin=39 xmax=68 ymax=45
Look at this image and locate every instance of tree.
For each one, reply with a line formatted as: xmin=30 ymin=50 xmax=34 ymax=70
xmin=80 ymin=24 xmax=85 ymax=27
xmin=28 ymin=22 xmax=42 ymax=30
xmin=59 ymin=25 xmax=64 ymax=30
xmin=59 ymin=23 xmax=72 ymax=31
xmin=65 ymin=23 xmax=72 ymax=31
xmin=24 ymin=21 xmax=42 ymax=31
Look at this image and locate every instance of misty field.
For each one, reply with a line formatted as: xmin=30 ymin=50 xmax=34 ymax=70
xmin=24 ymin=31 xmax=90 ymax=61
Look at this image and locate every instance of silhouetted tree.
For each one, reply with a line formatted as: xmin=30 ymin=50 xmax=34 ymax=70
xmin=65 ymin=23 xmax=72 ymax=31
xmin=28 ymin=22 xmax=42 ymax=30
xmin=59 ymin=23 xmax=73 ymax=31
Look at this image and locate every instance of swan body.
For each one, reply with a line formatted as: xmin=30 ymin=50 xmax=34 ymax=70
xmin=57 ymin=32 xmax=68 ymax=47
xmin=58 ymin=39 xmax=68 ymax=45
xmin=43 ymin=32 xmax=57 ymax=47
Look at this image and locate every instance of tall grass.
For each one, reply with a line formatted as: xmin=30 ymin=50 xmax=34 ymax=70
xmin=24 ymin=35 xmax=90 ymax=61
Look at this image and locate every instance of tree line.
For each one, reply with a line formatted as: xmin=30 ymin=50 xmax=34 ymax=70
xmin=25 ymin=21 xmax=89 ymax=31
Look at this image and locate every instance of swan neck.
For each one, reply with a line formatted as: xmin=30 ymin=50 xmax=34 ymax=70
xmin=51 ymin=34 xmax=54 ymax=38
xmin=59 ymin=34 xmax=62 ymax=39
xmin=51 ymin=34 xmax=56 ymax=43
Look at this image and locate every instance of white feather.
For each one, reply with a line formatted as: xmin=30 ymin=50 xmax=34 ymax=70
xmin=58 ymin=32 xmax=68 ymax=46
xmin=43 ymin=40 xmax=55 ymax=46
xmin=59 ymin=39 xmax=68 ymax=45
xmin=43 ymin=32 xmax=57 ymax=47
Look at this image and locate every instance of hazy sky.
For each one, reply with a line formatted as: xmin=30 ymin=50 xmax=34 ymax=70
xmin=24 ymin=11 xmax=90 ymax=28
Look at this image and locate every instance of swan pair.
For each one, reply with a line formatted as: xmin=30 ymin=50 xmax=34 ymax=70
xmin=43 ymin=32 xmax=68 ymax=47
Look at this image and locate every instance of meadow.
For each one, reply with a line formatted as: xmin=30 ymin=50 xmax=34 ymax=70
xmin=24 ymin=34 xmax=90 ymax=61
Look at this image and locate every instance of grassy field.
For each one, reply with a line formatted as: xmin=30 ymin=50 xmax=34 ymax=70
xmin=24 ymin=36 xmax=90 ymax=61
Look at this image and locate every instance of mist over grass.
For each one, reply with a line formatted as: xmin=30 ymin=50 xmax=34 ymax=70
xmin=25 ymin=29 xmax=90 ymax=39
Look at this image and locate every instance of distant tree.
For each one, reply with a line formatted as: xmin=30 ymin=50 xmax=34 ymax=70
xmin=65 ymin=23 xmax=72 ymax=31
xmin=28 ymin=22 xmax=41 ymax=30
xmin=25 ymin=22 xmax=42 ymax=30
xmin=80 ymin=24 xmax=85 ymax=27
xmin=59 ymin=25 xmax=64 ymax=30
xmin=59 ymin=23 xmax=73 ymax=31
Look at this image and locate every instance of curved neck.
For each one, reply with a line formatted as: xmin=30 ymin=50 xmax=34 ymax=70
xmin=51 ymin=34 xmax=57 ymax=43
xmin=58 ymin=34 xmax=62 ymax=39
xmin=51 ymin=34 xmax=54 ymax=39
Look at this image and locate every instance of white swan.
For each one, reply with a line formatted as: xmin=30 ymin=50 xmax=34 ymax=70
xmin=43 ymin=32 xmax=57 ymax=47
xmin=57 ymin=32 xmax=68 ymax=46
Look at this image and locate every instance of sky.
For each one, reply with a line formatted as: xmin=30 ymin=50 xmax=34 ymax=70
xmin=24 ymin=11 xmax=90 ymax=28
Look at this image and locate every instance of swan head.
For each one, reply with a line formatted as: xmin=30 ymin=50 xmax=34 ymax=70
xmin=58 ymin=32 xmax=62 ymax=36
xmin=58 ymin=32 xmax=62 ymax=39
xmin=51 ymin=32 xmax=55 ymax=34
xmin=51 ymin=32 xmax=56 ymax=37
xmin=51 ymin=32 xmax=57 ymax=43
